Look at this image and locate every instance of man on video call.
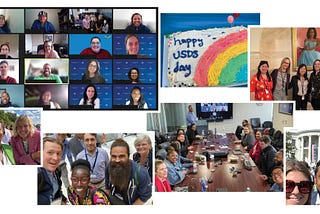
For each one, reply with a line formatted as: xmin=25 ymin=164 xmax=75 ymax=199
xmin=31 ymin=11 xmax=56 ymax=33
xmin=34 ymin=63 xmax=62 ymax=83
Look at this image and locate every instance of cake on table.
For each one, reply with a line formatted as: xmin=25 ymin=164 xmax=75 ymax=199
xmin=166 ymin=26 xmax=248 ymax=87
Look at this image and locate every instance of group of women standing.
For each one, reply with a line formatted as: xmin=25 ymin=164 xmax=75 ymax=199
xmin=250 ymin=57 xmax=320 ymax=110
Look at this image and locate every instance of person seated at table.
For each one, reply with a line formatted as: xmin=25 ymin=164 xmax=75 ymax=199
xmin=170 ymin=141 xmax=193 ymax=169
xmin=186 ymin=124 xmax=203 ymax=144
xmin=235 ymin=119 xmax=249 ymax=140
xmin=258 ymin=135 xmax=277 ymax=184
xmin=286 ymin=160 xmax=313 ymax=205
xmin=164 ymin=146 xmax=187 ymax=186
xmin=249 ymin=130 xmax=262 ymax=164
xmin=234 ymin=124 xmax=255 ymax=152
xmin=274 ymin=149 xmax=283 ymax=166
xmin=176 ymin=132 xmax=189 ymax=157
xmin=155 ymin=159 xmax=172 ymax=192
xmin=269 ymin=165 xmax=283 ymax=192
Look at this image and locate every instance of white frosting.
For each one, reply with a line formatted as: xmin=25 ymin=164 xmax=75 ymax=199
xmin=167 ymin=26 xmax=246 ymax=87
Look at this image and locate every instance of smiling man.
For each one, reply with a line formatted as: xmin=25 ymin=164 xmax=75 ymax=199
xmin=105 ymin=138 xmax=152 ymax=205
xmin=38 ymin=136 xmax=67 ymax=205
xmin=76 ymin=133 xmax=109 ymax=190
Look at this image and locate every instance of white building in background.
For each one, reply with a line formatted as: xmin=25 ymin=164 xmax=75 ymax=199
xmin=286 ymin=129 xmax=320 ymax=168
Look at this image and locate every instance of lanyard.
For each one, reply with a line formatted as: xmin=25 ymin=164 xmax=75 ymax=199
xmin=85 ymin=149 xmax=98 ymax=174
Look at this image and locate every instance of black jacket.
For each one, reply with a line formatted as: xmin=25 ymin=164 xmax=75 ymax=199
xmin=257 ymin=145 xmax=276 ymax=177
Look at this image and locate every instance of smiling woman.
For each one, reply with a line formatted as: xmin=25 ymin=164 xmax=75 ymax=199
xmin=80 ymin=36 xmax=112 ymax=59
xmin=133 ymin=134 xmax=153 ymax=179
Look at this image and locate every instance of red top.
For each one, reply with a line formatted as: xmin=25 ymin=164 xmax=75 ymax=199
xmin=249 ymin=139 xmax=261 ymax=164
xmin=155 ymin=176 xmax=172 ymax=192
xmin=0 ymin=76 xmax=17 ymax=84
xmin=80 ymin=48 xmax=112 ymax=59
xmin=250 ymin=74 xmax=273 ymax=100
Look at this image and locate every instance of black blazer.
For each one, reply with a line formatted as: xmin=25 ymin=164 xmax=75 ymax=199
xmin=288 ymin=75 xmax=310 ymax=100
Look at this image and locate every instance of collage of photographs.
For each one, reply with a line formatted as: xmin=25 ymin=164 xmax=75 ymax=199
xmin=0 ymin=2 xmax=319 ymax=213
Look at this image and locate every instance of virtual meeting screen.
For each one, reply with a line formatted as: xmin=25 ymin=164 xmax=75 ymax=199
xmin=0 ymin=8 xmax=158 ymax=110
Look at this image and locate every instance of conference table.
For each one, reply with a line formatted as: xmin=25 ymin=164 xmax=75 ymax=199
xmin=174 ymin=133 xmax=270 ymax=192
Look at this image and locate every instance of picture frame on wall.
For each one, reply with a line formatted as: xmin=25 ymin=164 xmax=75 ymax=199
xmin=292 ymin=27 xmax=320 ymax=71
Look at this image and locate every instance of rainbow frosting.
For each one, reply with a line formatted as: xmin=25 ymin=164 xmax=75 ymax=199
xmin=167 ymin=26 xmax=248 ymax=87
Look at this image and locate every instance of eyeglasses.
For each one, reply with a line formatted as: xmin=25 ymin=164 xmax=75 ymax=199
xmin=71 ymin=176 xmax=90 ymax=184
xmin=286 ymin=180 xmax=313 ymax=194
xmin=272 ymin=170 xmax=283 ymax=177
xmin=91 ymin=42 xmax=100 ymax=45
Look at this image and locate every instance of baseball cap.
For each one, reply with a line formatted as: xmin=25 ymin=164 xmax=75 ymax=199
xmin=38 ymin=11 xmax=47 ymax=17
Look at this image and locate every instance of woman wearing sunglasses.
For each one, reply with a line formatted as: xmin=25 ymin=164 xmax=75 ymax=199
xmin=286 ymin=160 xmax=313 ymax=205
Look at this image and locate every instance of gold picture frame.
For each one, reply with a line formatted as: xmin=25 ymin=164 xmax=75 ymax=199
xmin=292 ymin=27 xmax=320 ymax=71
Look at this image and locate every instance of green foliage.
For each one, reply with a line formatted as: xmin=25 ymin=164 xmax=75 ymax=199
xmin=0 ymin=110 xmax=18 ymax=127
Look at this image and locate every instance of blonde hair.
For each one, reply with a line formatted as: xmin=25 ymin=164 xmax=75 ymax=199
xmin=155 ymin=159 xmax=165 ymax=172
xmin=134 ymin=134 xmax=151 ymax=147
xmin=13 ymin=115 xmax=35 ymax=137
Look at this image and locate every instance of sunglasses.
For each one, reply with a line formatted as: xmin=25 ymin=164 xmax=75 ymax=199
xmin=286 ymin=180 xmax=313 ymax=194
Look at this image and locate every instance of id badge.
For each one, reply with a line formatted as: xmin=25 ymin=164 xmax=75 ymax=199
xmin=265 ymin=89 xmax=269 ymax=94
xmin=302 ymin=95 xmax=305 ymax=100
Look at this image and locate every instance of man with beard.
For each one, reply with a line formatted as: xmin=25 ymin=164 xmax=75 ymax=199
xmin=34 ymin=63 xmax=62 ymax=83
xmin=76 ymin=133 xmax=109 ymax=190
xmin=105 ymin=138 xmax=152 ymax=205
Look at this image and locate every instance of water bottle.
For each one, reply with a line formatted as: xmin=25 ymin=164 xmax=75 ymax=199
xmin=200 ymin=177 xmax=207 ymax=192
xmin=193 ymin=162 xmax=198 ymax=174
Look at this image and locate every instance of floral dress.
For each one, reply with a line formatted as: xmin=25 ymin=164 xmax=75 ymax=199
xmin=67 ymin=185 xmax=110 ymax=205
xmin=250 ymin=74 xmax=273 ymax=100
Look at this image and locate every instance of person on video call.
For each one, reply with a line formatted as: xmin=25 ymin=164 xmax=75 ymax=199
xmin=125 ymin=34 xmax=141 ymax=56
xmin=0 ymin=60 xmax=17 ymax=84
xmin=0 ymin=15 xmax=11 ymax=33
xmin=0 ymin=91 xmax=19 ymax=107
xmin=31 ymin=11 xmax=56 ymax=33
xmin=79 ymin=84 xmax=100 ymax=109
xmin=80 ymin=37 xmax=112 ymax=59
xmin=125 ymin=86 xmax=148 ymax=109
xmin=37 ymin=90 xmax=61 ymax=109
xmin=125 ymin=13 xmax=151 ymax=34
xmin=81 ymin=59 xmax=106 ymax=84
xmin=34 ymin=63 xmax=62 ymax=83
xmin=37 ymin=40 xmax=60 ymax=58
xmin=128 ymin=67 xmax=142 ymax=84
xmin=0 ymin=43 xmax=13 ymax=58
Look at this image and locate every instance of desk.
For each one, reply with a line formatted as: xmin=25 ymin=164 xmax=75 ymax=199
xmin=174 ymin=134 xmax=270 ymax=192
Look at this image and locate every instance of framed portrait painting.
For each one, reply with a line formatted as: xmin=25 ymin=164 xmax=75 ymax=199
xmin=292 ymin=27 xmax=320 ymax=70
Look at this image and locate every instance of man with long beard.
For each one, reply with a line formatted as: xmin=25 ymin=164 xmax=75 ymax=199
xmin=105 ymin=138 xmax=152 ymax=205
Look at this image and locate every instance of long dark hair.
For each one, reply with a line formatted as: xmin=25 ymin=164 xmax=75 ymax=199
xmin=312 ymin=59 xmax=320 ymax=74
xmin=297 ymin=64 xmax=308 ymax=80
xmin=130 ymin=13 xmax=142 ymax=25
xmin=307 ymin=27 xmax=317 ymax=39
xmin=256 ymin=60 xmax=271 ymax=81
xmin=83 ymin=84 xmax=98 ymax=106
xmin=85 ymin=59 xmax=100 ymax=77
xmin=128 ymin=86 xmax=146 ymax=109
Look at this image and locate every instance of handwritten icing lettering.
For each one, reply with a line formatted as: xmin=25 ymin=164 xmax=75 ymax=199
xmin=174 ymin=61 xmax=191 ymax=77
xmin=174 ymin=37 xmax=204 ymax=48
xmin=173 ymin=50 xmax=199 ymax=59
